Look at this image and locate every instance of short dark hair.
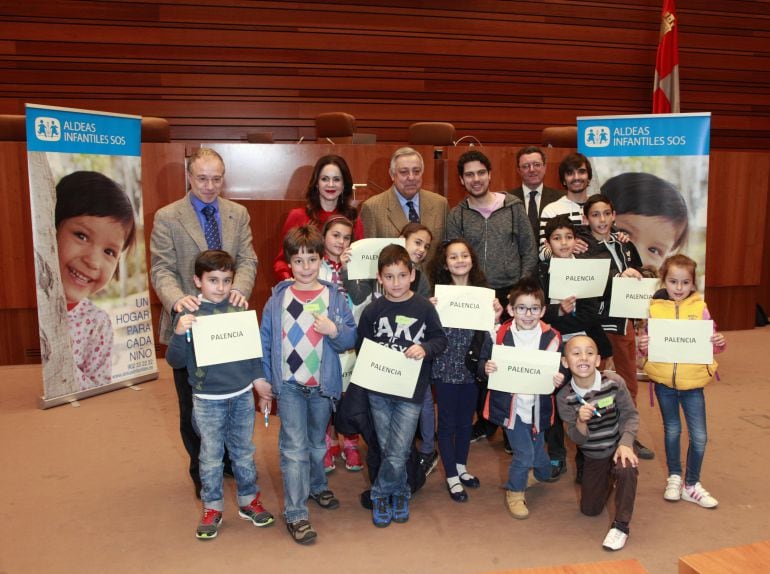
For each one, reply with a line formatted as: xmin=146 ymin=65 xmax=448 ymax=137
xmin=544 ymin=214 xmax=575 ymax=241
xmin=600 ymin=172 xmax=688 ymax=250
xmin=516 ymin=146 xmax=545 ymax=166
xmin=55 ymin=170 xmax=136 ymax=251
xmin=194 ymin=249 xmax=235 ymax=278
xmin=284 ymin=225 xmax=325 ymax=261
xmin=583 ymin=194 xmax=615 ymax=217
xmin=558 ymin=153 xmax=592 ymax=186
xmin=377 ymin=244 xmax=412 ymax=272
xmin=507 ymin=276 xmax=545 ymax=308
xmin=457 ymin=150 xmax=491 ymax=177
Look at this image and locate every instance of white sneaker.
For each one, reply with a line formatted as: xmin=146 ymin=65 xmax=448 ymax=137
xmin=602 ymin=527 xmax=628 ymax=551
xmin=682 ymin=482 xmax=718 ymax=508
xmin=664 ymin=474 xmax=682 ymax=501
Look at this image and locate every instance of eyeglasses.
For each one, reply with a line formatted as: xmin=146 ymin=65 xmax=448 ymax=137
xmin=519 ymin=162 xmax=544 ymax=171
xmin=513 ymin=304 xmax=542 ymax=315
xmin=194 ymin=175 xmax=224 ymax=186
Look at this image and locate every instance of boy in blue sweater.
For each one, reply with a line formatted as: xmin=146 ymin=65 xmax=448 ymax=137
xmin=166 ymin=250 xmax=274 ymax=540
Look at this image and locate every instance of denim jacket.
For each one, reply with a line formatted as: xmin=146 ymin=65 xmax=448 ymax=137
xmin=260 ymin=279 xmax=357 ymax=400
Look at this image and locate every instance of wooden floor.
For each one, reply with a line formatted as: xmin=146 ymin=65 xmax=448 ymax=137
xmin=2 ymin=327 xmax=770 ymax=574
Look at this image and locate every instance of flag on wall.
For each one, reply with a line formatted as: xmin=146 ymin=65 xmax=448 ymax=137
xmin=652 ymin=0 xmax=680 ymax=113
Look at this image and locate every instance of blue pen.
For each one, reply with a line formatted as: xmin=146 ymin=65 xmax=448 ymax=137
xmin=263 ymin=405 xmax=270 ymax=428
xmin=576 ymin=393 xmax=601 ymax=417
xmin=186 ymin=329 xmax=191 ymax=343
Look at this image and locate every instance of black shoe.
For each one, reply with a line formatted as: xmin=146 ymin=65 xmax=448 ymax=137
xmin=634 ymin=439 xmax=655 ymax=460
xmin=459 ymin=472 xmax=480 ymax=488
xmin=360 ymin=489 xmax=373 ymax=510
xmin=550 ymin=460 xmax=566 ymax=480
xmin=575 ymin=467 xmax=583 ymax=485
xmin=447 ymin=483 xmax=468 ymax=503
xmin=418 ymin=451 xmax=439 ymax=478
xmin=470 ymin=424 xmax=487 ymax=444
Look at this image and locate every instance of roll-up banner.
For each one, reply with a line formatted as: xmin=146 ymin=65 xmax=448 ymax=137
xmin=26 ymin=104 xmax=158 ymax=409
xmin=577 ymin=113 xmax=711 ymax=292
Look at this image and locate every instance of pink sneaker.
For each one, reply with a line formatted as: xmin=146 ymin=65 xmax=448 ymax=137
xmin=324 ymin=443 xmax=339 ymax=473
xmin=342 ymin=444 xmax=363 ymax=471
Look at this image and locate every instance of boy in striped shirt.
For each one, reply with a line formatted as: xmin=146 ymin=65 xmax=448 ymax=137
xmin=556 ymin=335 xmax=639 ymax=552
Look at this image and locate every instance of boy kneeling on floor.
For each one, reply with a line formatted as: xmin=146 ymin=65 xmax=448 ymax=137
xmin=556 ymin=335 xmax=640 ymax=552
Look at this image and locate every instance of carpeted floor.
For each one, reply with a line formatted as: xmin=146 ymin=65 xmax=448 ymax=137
xmin=2 ymin=327 xmax=769 ymax=574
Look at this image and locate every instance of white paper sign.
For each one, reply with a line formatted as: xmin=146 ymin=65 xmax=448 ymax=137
xmin=487 ymin=345 xmax=561 ymax=395
xmin=347 ymin=237 xmax=405 ymax=280
xmin=434 ymin=284 xmax=495 ymax=331
xmin=548 ymin=258 xmax=611 ymax=299
xmin=192 ymin=310 xmax=262 ymax=367
xmin=350 ymin=338 xmax=422 ymax=398
xmin=339 ymin=350 xmax=357 ymax=393
xmin=648 ymin=319 xmax=714 ymax=364
xmin=609 ymin=278 xmax=659 ymax=319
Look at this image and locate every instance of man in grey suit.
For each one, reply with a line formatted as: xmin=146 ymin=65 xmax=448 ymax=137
xmin=509 ymin=145 xmax=564 ymax=237
xmin=150 ymin=147 xmax=258 ymax=495
xmin=359 ymin=147 xmax=448 ymax=261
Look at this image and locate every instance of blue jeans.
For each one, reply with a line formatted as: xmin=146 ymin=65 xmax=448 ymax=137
xmin=418 ymin=386 xmax=436 ymax=455
xmin=655 ymin=384 xmax=707 ymax=485
xmin=504 ymin=415 xmax=551 ymax=492
xmin=278 ymin=381 xmax=333 ymax=523
xmin=435 ymin=382 xmax=477 ymax=478
xmin=192 ymin=390 xmax=258 ymax=511
xmin=369 ymin=393 xmax=422 ymax=500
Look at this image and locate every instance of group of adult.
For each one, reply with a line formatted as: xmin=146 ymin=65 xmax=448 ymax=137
xmin=146 ymin=143 xmax=622 ymax=493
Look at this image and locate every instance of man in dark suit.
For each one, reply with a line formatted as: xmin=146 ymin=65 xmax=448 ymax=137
xmin=509 ymin=145 xmax=564 ymax=237
xmin=150 ymin=147 xmax=258 ymax=495
xmin=359 ymin=147 xmax=447 ymax=261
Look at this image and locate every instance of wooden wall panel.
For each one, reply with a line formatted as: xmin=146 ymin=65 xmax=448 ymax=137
xmin=0 ymin=1 xmax=769 ymax=150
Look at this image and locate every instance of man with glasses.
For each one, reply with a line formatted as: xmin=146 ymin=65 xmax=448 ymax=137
xmin=151 ymin=147 xmax=258 ymax=497
xmin=510 ymin=146 xmax=564 ymax=238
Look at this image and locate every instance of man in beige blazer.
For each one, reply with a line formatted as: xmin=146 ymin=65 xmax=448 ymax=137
xmin=360 ymin=147 xmax=448 ymax=260
xmin=150 ymin=147 xmax=257 ymax=495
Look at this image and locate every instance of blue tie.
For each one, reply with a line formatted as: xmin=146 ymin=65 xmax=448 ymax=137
xmin=202 ymin=205 xmax=221 ymax=249
xmin=406 ymin=200 xmax=420 ymax=223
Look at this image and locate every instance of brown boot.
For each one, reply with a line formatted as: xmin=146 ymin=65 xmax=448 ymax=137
xmin=505 ymin=490 xmax=529 ymax=519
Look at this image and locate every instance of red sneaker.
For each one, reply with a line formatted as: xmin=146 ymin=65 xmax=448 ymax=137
xmin=342 ymin=444 xmax=363 ymax=471
xmin=238 ymin=494 xmax=275 ymax=527
xmin=196 ymin=508 xmax=223 ymax=540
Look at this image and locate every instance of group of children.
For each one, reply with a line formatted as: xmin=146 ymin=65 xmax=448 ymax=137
xmin=168 ymin=190 xmax=726 ymax=552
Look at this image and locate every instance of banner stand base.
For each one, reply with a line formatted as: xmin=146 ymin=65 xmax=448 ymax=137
xmin=38 ymin=372 xmax=158 ymax=410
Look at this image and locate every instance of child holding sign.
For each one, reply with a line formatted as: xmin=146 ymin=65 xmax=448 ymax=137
xmin=166 ymin=250 xmax=274 ymax=540
xmin=480 ymin=278 xmax=563 ymax=519
xmin=428 ymin=239 xmax=503 ymax=503
xmin=638 ymin=254 xmax=726 ymax=508
xmin=357 ymin=244 xmax=447 ymax=528
xmin=538 ymin=215 xmax=613 ymax=481
xmin=577 ymin=194 xmax=655 ymax=461
xmin=257 ymin=225 xmax=357 ymax=544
